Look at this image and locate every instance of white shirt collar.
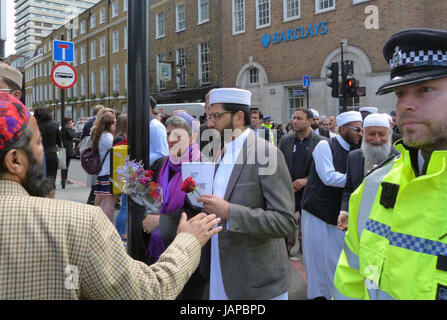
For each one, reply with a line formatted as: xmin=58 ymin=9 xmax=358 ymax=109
xmin=336 ymin=135 xmax=351 ymax=151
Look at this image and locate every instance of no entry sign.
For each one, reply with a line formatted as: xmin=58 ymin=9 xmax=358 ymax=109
xmin=51 ymin=63 xmax=77 ymax=89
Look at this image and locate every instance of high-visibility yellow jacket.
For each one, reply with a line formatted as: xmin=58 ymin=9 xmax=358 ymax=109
xmin=261 ymin=123 xmax=275 ymax=145
xmin=334 ymin=142 xmax=447 ymax=300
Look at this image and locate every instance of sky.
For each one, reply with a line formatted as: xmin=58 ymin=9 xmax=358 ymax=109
xmin=5 ymin=0 xmax=15 ymax=56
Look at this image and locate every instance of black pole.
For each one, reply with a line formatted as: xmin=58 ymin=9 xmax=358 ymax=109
xmin=60 ymin=34 xmax=65 ymax=125
xmin=127 ymin=0 xmax=151 ymax=262
xmin=340 ymin=42 xmax=347 ymax=112
xmin=307 ymin=87 xmax=309 ymax=108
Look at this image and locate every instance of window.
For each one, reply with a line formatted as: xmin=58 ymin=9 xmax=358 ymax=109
xmin=73 ymin=28 xmax=78 ymax=38
xmin=90 ymin=40 xmax=96 ymax=60
xmin=124 ymin=62 xmax=128 ymax=90
xmin=113 ymin=65 xmax=119 ymax=92
xmin=123 ymin=27 xmax=128 ymax=50
xmin=156 ymin=12 xmax=165 ymax=39
xmin=315 ymin=0 xmax=335 ymax=13
xmin=249 ymin=68 xmax=259 ymax=84
xmin=100 ymin=8 xmax=106 ymax=23
xmin=112 ymin=31 xmax=119 ymax=53
xmin=232 ymin=0 xmax=245 ymax=35
xmin=256 ymin=0 xmax=271 ymax=29
xmin=100 ymin=68 xmax=106 ymax=94
xmin=353 ymin=0 xmax=370 ymax=4
xmin=90 ymin=14 xmax=96 ymax=29
xmin=176 ymin=48 xmax=187 ymax=87
xmin=74 ymin=48 xmax=78 ymax=66
xmin=157 ymin=54 xmax=166 ymax=90
xmin=91 ymin=71 xmax=96 ymax=96
xmin=198 ymin=0 xmax=209 ymax=24
xmin=198 ymin=42 xmax=211 ymax=85
xmin=284 ymin=0 xmax=300 ymax=21
xmin=80 ymin=45 xmax=86 ymax=64
xmin=100 ymin=36 xmax=106 ymax=57
xmin=112 ymin=1 xmax=119 ymax=17
xmin=80 ymin=20 xmax=86 ymax=34
xmin=73 ymin=83 xmax=78 ymax=98
xmin=67 ymin=30 xmax=71 ymax=41
xmin=81 ymin=74 xmax=86 ymax=96
xmin=123 ymin=0 xmax=128 ymax=12
xmin=176 ymin=3 xmax=186 ymax=32
xmin=288 ymin=87 xmax=306 ymax=119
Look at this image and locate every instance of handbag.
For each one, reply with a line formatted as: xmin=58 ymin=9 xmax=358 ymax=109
xmin=81 ymin=147 xmax=110 ymax=175
xmin=57 ymin=147 xmax=67 ymax=170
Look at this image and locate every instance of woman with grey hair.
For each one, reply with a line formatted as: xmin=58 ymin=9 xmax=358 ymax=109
xmin=142 ymin=112 xmax=204 ymax=299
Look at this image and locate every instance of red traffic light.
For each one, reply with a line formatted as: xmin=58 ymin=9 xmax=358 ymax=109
xmin=347 ymin=79 xmax=354 ymax=88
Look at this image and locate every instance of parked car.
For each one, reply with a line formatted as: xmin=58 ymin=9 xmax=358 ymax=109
xmin=73 ymin=117 xmax=92 ymax=158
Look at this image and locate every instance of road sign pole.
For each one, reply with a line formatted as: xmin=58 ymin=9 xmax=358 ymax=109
xmin=307 ymin=87 xmax=309 ymax=108
xmin=60 ymin=34 xmax=65 ymax=125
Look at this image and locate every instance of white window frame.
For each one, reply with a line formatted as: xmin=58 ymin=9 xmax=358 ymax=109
xmin=80 ymin=45 xmax=86 ymax=64
xmin=100 ymin=68 xmax=106 ymax=94
xmin=100 ymin=36 xmax=106 ymax=57
xmin=157 ymin=54 xmax=166 ymax=90
xmin=100 ymin=8 xmax=106 ymax=24
xmin=112 ymin=30 xmax=119 ymax=53
xmin=113 ymin=64 xmax=120 ymax=92
xmin=90 ymin=40 xmax=96 ymax=60
xmin=90 ymin=14 xmax=96 ymax=29
xmin=176 ymin=3 xmax=186 ymax=32
xmin=256 ymin=0 xmax=271 ymax=29
xmin=81 ymin=74 xmax=86 ymax=96
xmin=91 ymin=70 xmax=97 ymax=96
xmin=123 ymin=0 xmax=128 ymax=12
xmin=315 ymin=0 xmax=335 ymax=14
xmin=156 ymin=12 xmax=166 ymax=39
xmin=198 ymin=0 xmax=209 ymax=25
xmin=112 ymin=1 xmax=119 ymax=18
xmin=198 ymin=42 xmax=211 ymax=86
xmin=176 ymin=48 xmax=187 ymax=88
xmin=232 ymin=0 xmax=245 ymax=35
xmin=80 ymin=20 xmax=86 ymax=34
xmin=123 ymin=26 xmax=128 ymax=50
xmin=283 ymin=0 xmax=300 ymax=22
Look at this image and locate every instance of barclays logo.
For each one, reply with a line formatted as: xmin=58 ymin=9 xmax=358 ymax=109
xmin=261 ymin=21 xmax=328 ymax=48
xmin=261 ymin=34 xmax=271 ymax=48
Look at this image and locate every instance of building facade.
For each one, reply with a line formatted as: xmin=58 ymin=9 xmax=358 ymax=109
xmin=221 ymin=0 xmax=447 ymax=124
xmin=15 ymin=0 xmax=100 ymax=59
xmin=149 ymin=0 xmax=222 ymax=103
xmin=24 ymin=0 xmax=129 ymax=122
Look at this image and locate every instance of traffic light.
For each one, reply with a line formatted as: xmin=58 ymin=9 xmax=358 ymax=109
xmin=326 ymin=62 xmax=339 ymax=98
xmin=346 ymin=78 xmax=357 ymax=97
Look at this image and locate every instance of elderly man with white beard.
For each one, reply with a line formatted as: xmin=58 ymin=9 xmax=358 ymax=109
xmin=337 ymin=113 xmax=400 ymax=231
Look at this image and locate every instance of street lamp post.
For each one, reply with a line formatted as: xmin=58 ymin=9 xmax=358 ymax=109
xmin=126 ymin=0 xmax=151 ymax=262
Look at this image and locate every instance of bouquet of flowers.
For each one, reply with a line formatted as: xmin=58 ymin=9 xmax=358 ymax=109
xmin=112 ymin=156 xmax=163 ymax=215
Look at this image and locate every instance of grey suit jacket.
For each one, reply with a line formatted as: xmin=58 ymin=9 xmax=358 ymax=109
xmin=212 ymin=130 xmax=296 ymax=300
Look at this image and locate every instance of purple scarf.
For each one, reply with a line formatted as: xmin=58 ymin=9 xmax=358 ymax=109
xmin=146 ymin=143 xmax=201 ymax=262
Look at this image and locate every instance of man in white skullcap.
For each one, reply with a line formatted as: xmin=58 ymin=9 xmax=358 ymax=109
xmin=359 ymin=106 xmax=379 ymax=120
xmin=337 ymin=113 xmax=400 ymax=231
xmin=197 ymin=88 xmax=296 ymax=300
xmin=309 ymin=108 xmax=330 ymax=138
xmin=300 ymin=110 xmax=363 ymax=299
xmin=0 ymin=62 xmax=23 ymax=100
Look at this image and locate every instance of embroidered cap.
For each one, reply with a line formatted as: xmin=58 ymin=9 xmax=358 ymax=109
xmin=376 ymin=28 xmax=447 ymax=95
xmin=0 ymin=92 xmax=30 ymax=151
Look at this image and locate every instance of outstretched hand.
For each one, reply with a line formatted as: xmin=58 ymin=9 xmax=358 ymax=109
xmin=177 ymin=212 xmax=222 ymax=247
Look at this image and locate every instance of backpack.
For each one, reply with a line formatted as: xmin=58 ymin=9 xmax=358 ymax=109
xmin=80 ymin=147 xmax=110 ymax=175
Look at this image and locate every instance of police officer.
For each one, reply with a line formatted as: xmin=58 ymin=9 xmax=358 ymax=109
xmin=334 ymin=28 xmax=447 ymax=300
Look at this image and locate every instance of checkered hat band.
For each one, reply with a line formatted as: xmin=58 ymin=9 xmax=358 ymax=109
xmin=389 ymin=50 xmax=447 ymax=69
xmin=365 ymin=219 xmax=447 ymax=256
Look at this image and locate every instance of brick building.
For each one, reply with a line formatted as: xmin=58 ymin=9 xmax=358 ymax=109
xmin=221 ymin=0 xmax=447 ymax=124
xmin=24 ymin=0 xmax=129 ymax=122
xmin=149 ymin=0 xmax=222 ymax=103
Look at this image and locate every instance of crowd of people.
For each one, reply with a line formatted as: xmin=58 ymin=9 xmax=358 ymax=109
xmin=0 ymin=27 xmax=446 ymax=300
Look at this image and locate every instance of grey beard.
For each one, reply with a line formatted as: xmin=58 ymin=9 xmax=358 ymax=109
xmin=361 ymin=136 xmax=392 ymax=173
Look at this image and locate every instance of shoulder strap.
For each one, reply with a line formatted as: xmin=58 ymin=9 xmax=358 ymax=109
xmin=100 ymin=149 xmax=111 ymax=166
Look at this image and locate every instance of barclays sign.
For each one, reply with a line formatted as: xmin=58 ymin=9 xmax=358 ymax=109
xmin=261 ymin=21 xmax=328 ymax=48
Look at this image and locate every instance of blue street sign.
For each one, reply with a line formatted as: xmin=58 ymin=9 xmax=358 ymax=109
xmin=53 ymin=40 xmax=74 ymax=63
xmin=303 ymin=75 xmax=311 ymax=87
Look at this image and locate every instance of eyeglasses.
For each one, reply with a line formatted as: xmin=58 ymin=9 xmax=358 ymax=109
xmin=345 ymin=125 xmax=363 ymax=133
xmin=207 ymin=111 xmax=233 ymax=121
